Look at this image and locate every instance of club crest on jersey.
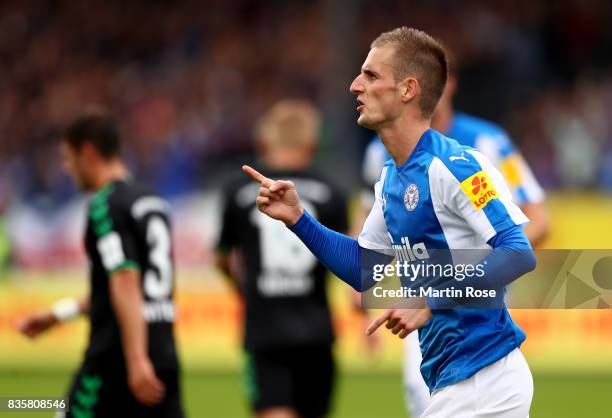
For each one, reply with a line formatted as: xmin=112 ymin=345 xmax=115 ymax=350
xmin=460 ymin=171 xmax=498 ymax=210
xmin=403 ymin=183 xmax=419 ymax=212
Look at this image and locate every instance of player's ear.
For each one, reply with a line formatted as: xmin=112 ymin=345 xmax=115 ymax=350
xmin=399 ymin=77 xmax=419 ymax=103
xmin=80 ymin=142 xmax=99 ymax=162
xmin=446 ymin=74 xmax=457 ymax=97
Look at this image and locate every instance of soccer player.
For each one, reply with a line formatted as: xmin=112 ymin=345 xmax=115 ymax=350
xmin=360 ymin=67 xmax=549 ymax=416
xmin=216 ymin=99 xmax=347 ymax=418
xmin=17 ymin=112 xmax=183 ymax=418
xmin=243 ymin=27 xmax=536 ymax=417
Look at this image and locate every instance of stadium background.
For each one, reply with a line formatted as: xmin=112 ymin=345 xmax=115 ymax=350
xmin=1 ymin=0 xmax=612 ymax=417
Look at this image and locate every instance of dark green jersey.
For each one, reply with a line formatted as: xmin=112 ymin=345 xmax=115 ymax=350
xmin=84 ymin=179 xmax=178 ymax=371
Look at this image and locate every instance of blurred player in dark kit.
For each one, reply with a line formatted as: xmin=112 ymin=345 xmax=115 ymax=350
xmin=216 ymin=99 xmax=348 ymax=418
xmin=18 ymin=112 xmax=183 ymax=418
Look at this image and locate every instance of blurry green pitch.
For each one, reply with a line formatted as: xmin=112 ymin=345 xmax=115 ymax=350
xmin=1 ymin=371 xmax=610 ymax=417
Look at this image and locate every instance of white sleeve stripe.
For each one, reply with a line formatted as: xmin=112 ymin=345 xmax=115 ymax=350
xmin=429 ymin=157 xmax=496 ymax=249
xmin=358 ymin=196 xmax=392 ymax=250
xmin=358 ymin=237 xmax=389 ymax=251
xmin=357 ymin=166 xmax=392 ymax=250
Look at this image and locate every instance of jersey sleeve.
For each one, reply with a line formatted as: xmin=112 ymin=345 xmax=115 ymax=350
xmin=429 ymin=150 xmax=529 ymax=243
xmin=91 ymin=198 xmax=140 ymax=275
xmin=474 ymin=132 xmax=545 ymax=205
xmin=499 ymin=153 xmax=545 ymax=205
xmin=358 ymin=166 xmax=392 ymax=251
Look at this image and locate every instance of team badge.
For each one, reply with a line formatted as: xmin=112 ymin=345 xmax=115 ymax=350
xmin=403 ymin=183 xmax=419 ymax=212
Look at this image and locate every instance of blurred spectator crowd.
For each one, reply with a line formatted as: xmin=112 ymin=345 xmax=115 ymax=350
xmin=0 ymin=0 xmax=611 ymax=231
xmin=0 ymin=0 xmax=329 ymax=213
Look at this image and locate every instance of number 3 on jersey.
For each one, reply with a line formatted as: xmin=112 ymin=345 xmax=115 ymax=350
xmin=96 ymin=215 xmax=173 ymax=301
xmin=143 ymin=216 xmax=173 ymax=300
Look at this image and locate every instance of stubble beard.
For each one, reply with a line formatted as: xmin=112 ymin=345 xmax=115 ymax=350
xmin=357 ymin=112 xmax=380 ymax=131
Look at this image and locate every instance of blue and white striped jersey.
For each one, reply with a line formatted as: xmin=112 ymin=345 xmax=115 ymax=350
xmin=359 ymin=128 xmax=529 ymax=392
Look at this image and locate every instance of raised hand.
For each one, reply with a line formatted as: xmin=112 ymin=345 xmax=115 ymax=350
xmin=242 ymin=165 xmax=304 ymax=225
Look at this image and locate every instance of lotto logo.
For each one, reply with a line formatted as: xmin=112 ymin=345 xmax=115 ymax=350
xmin=471 ymin=175 xmax=487 ymax=195
xmin=461 ymin=171 xmax=498 ymax=210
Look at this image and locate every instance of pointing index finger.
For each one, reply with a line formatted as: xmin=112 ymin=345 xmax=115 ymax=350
xmin=242 ymin=165 xmax=271 ymax=186
xmin=366 ymin=309 xmax=393 ymax=336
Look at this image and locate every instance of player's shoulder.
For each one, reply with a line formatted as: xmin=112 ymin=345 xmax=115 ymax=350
xmin=219 ymin=169 xmax=256 ymax=210
xmin=453 ymin=112 xmax=515 ymax=156
xmin=108 ymin=179 xmax=160 ymax=202
xmin=101 ymin=179 xmax=169 ymax=218
xmin=87 ymin=180 xmax=168 ymax=237
xmin=286 ymin=169 xmax=347 ymax=205
xmin=454 ymin=112 xmax=508 ymax=138
xmin=423 ymin=129 xmax=487 ymax=183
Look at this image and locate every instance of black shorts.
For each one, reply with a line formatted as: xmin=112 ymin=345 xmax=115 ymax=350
xmin=64 ymin=360 xmax=183 ymax=418
xmin=244 ymin=345 xmax=335 ymax=418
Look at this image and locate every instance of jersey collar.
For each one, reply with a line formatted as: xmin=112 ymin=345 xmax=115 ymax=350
xmin=394 ymin=128 xmax=433 ymax=171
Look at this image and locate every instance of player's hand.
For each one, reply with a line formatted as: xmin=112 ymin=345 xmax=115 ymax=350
xmin=365 ymin=307 xmax=432 ymax=339
xmin=16 ymin=312 xmax=58 ymax=339
xmin=242 ymin=165 xmax=304 ymax=225
xmin=127 ymin=357 xmax=166 ymax=406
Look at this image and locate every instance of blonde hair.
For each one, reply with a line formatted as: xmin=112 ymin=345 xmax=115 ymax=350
xmin=371 ymin=27 xmax=448 ymax=118
xmin=255 ymin=99 xmax=322 ymax=149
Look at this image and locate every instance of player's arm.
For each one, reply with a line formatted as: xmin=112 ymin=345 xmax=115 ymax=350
xmin=215 ymin=188 xmax=243 ymax=294
xmin=427 ymin=151 xmax=536 ymax=307
xmin=17 ymin=296 xmax=90 ymax=339
xmin=109 ymin=268 xmax=165 ymax=406
xmin=215 ymin=251 xmax=234 ymax=283
xmin=243 ymin=165 xmax=389 ymax=292
xmin=427 ymin=225 xmax=536 ymax=310
xmin=98 ymin=204 xmax=165 ymax=406
xmin=367 ymin=153 xmax=538 ymax=338
xmin=215 ymin=249 xmax=243 ymax=295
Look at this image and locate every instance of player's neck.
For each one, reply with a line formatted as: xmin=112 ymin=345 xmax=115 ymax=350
xmin=92 ymin=160 xmax=130 ymax=192
xmin=378 ymin=117 xmax=430 ymax=166
xmin=262 ymin=152 xmax=311 ymax=172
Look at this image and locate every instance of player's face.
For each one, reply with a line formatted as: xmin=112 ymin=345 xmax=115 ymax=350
xmin=61 ymin=142 xmax=94 ymax=191
xmin=350 ymin=46 xmax=403 ymax=129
